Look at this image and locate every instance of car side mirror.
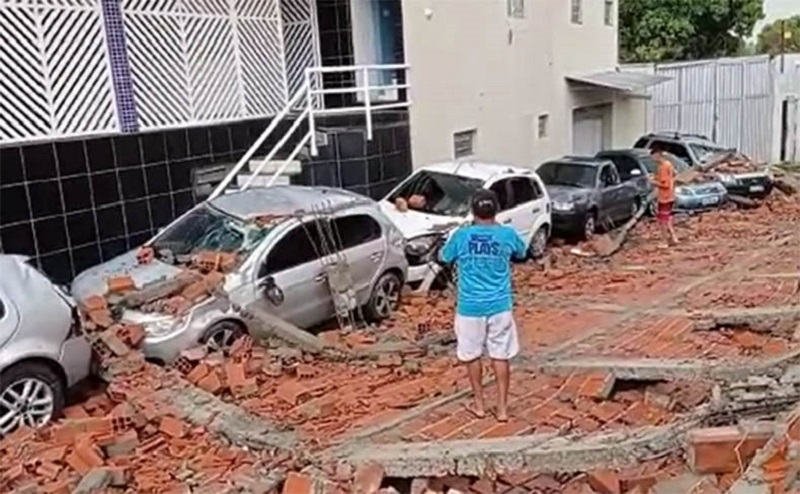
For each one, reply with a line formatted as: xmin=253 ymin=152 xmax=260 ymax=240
xmin=259 ymin=276 xmax=284 ymax=306
xmin=630 ymin=169 xmax=642 ymax=177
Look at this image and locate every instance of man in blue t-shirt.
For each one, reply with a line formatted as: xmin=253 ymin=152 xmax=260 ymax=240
xmin=440 ymin=189 xmax=527 ymax=422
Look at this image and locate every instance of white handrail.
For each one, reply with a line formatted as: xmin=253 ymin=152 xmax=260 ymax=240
xmin=264 ymin=132 xmax=312 ymax=188
xmin=214 ymin=63 xmax=410 ymax=196
xmin=209 ymin=84 xmax=308 ymax=199
xmin=247 ymin=105 xmax=310 ymax=179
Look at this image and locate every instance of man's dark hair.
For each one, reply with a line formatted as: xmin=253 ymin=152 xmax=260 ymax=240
xmin=471 ymin=189 xmax=499 ymax=220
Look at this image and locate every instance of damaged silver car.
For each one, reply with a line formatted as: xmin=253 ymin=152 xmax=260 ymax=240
xmin=0 ymin=255 xmax=92 ymax=435
xmin=71 ymin=186 xmax=408 ymax=363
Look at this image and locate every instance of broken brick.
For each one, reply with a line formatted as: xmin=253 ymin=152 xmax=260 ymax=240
xmin=352 ymin=462 xmax=384 ymax=494
xmin=187 ymin=362 xmax=212 ymax=384
xmin=88 ymin=309 xmax=114 ymax=329
xmin=687 ymin=425 xmax=773 ymax=474
xmin=107 ymin=275 xmax=136 ymax=294
xmin=197 ymin=370 xmax=224 ymax=394
xmin=282 ymin=472 xmax=314 ymax=494
xmin=101 ymin=331 xmax=130 ymax=357
xmin=82 ymin=295 xmax=108 ymax=312
xmin=587 ymin=470 xmax=620 ymax=494
xmin=118 ymin=323 xmax=146 ymax=348
xmin=578 ymin=373 xmax=616 ymax=400
xmin=159 ymin=416 xmax=186 ymax=439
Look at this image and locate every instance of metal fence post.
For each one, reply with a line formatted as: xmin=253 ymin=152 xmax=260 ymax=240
xmin=363 ymin=66 xmax=373 ymax=140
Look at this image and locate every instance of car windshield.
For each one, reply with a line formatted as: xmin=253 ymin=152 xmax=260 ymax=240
xmin=388 ymin=170 xmax=484 ymax=216
xmin=151 ymin=205 xmax=269 ymax=260
xmin=537 ymin=162 xmax=597 ymax=188
xmin=690 ymin=143 xmax=731 ymax=164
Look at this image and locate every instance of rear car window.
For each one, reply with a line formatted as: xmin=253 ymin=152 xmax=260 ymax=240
xmin=633 ymin=138 xmax=649 ymax=148
xmin=333 ymin=214 xmax=382 ymax=250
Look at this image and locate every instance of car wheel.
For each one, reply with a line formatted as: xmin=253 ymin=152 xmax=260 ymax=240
xmin=365 ymin=271 xmax=402 ymax=322
xmin=202 ymin=321 xmax=245 ymax=353
xmin=582 ymin=212 xmax=597 ymax=240
xmin=528 ymin=226 xmax=549 ymax=259
xmin=0 ymin=362 xmax=64 ymax=436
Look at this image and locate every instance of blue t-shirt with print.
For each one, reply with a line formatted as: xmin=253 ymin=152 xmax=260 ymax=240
xmin=440 ymin=223 xmax=527 ymax=317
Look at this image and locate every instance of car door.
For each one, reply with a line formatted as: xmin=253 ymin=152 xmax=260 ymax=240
xmin=489 ymin=178 xmax=515 ymax=227
xmin=0 ymin=290 xmax=21 ymax=349
xmin=254 ymin=220 xmax=333 ymax=329
xmin=331 ymin=212 xmax=386 ymax=304
xmin=602 ymin=154 xmax=650 ymax=203
xmin=598 ymin=164 xmax=627 ymax=223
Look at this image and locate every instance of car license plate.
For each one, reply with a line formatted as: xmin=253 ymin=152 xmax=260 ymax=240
xmin=749 ymin=185 xmax=765 ymax=193
xmin=701 ymin=197 xmax=719 ymax=205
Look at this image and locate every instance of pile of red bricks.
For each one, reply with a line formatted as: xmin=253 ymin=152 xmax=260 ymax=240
xmin=0 ymin=353 xmax=284 ymax=494
xmin=171 ymin=337 xmax=465 ymax=444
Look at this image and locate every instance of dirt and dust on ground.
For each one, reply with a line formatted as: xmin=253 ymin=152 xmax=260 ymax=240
xmin=1 ymin=173 xmax=800 ymax=493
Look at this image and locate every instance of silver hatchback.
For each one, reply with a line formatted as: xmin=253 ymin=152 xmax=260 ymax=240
xmin=71 ymin=186 xmax=408 ymax=363
xmin=0 ymin=255 xmax=92 ymax=435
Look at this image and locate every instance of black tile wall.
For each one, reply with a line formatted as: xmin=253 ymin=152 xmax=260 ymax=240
xmin=0 ymin=113 xmax=411 ymax=283
xmin=0 ymin=121 xmax=259 ymax=283
xmin=297 ymin=119 xmax=411 ymax=199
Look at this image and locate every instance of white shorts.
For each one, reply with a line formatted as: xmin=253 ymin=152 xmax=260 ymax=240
xmin=454 ymin=311 xmax=520 ymax=362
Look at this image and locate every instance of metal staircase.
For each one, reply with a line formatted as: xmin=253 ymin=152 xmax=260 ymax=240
xmin=210 ymin=64 xmax=410 ymax=199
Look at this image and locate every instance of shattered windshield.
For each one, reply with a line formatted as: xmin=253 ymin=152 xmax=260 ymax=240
xmin=151 ymin=205 xmax=269 ymax=260
xmin=538 ymin=162 xmax=597 ymax=189
xmin=388 ymin=170 xmax=484 ymax=216
xmin=690 ymin=143 xmax=731 ymax=164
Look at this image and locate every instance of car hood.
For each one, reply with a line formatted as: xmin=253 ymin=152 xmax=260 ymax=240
xmin=71 ymin=250 xmax=185 ymax=302
xmin=379 ymin=201 xmax=463 ymax=239
xmin=545 ymin=185 xmax=591 ymax=203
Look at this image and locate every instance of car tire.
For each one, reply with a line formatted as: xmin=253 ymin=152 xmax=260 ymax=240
xmin=0 ymin=362 xmax=65 ymax=435
xmin=581 ymin=211 xmax=597 ymax=240
xmin=364 ymin=271 xmax=403 ymax=322
xmin=527 ymin=226 xmax=549 ymax=259
xmin=201 ymin=321 xmax=246 ymax=354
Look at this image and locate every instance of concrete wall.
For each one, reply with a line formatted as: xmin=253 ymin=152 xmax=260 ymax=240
xmin=401 ymin=0 xmax=626 ymax=168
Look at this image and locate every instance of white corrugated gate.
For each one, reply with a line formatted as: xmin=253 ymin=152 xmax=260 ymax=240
xmin=625 ymin=56 xmax=776 ymax=162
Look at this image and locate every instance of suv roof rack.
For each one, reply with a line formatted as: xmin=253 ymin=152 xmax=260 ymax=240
xmin=650 ymin=131 xmax=710 ymax=141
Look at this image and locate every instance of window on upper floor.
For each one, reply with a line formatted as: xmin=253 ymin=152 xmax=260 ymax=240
xmin=604 ymin=0 xmax=614 ymax=26
xmin=571 ymin=0 xmax=582 ymax=24
xmin=507 ymin=0 xmax=524 ymax=19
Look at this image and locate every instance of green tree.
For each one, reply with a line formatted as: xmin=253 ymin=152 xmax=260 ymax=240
xmin=756 ymin=16 xmax=800 ymax=56
xmin=619 ymin=0 xmax=765 ymax=63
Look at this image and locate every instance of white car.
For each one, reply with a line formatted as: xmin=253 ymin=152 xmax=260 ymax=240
xmin=379 ymin=161 xmax=551 ymax=293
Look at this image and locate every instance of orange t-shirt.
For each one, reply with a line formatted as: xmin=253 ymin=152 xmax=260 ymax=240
xmin=655 ymin=158 xmax=675 ymax=204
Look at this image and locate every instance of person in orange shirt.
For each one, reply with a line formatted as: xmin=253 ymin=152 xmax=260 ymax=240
xmin=650 ymin=147 xmax=679 ymax=246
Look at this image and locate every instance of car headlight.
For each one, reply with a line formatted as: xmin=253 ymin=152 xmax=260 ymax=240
xmin=718 ymin=174 xmax=738 ymax=185
xmin=147 ymin=316 xmax=181 ymax=337
xmin=552 ymin=201 xmax=575 ymax=211
xmin=405 ymin=234 xmax=440 ymax=257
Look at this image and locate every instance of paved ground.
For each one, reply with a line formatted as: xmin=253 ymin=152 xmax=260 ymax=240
xmin=2 ymin=195 xmax=799 ymax=493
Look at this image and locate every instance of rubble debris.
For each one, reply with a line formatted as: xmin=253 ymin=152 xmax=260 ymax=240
xmin=728 ymin=194 xmax=760 ymax=209
xmin=687 ymin=424 xmax=773 ymax=474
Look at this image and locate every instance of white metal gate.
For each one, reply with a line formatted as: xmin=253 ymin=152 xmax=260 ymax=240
xmin=625 ymin=56 xmax=775 ymax=162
